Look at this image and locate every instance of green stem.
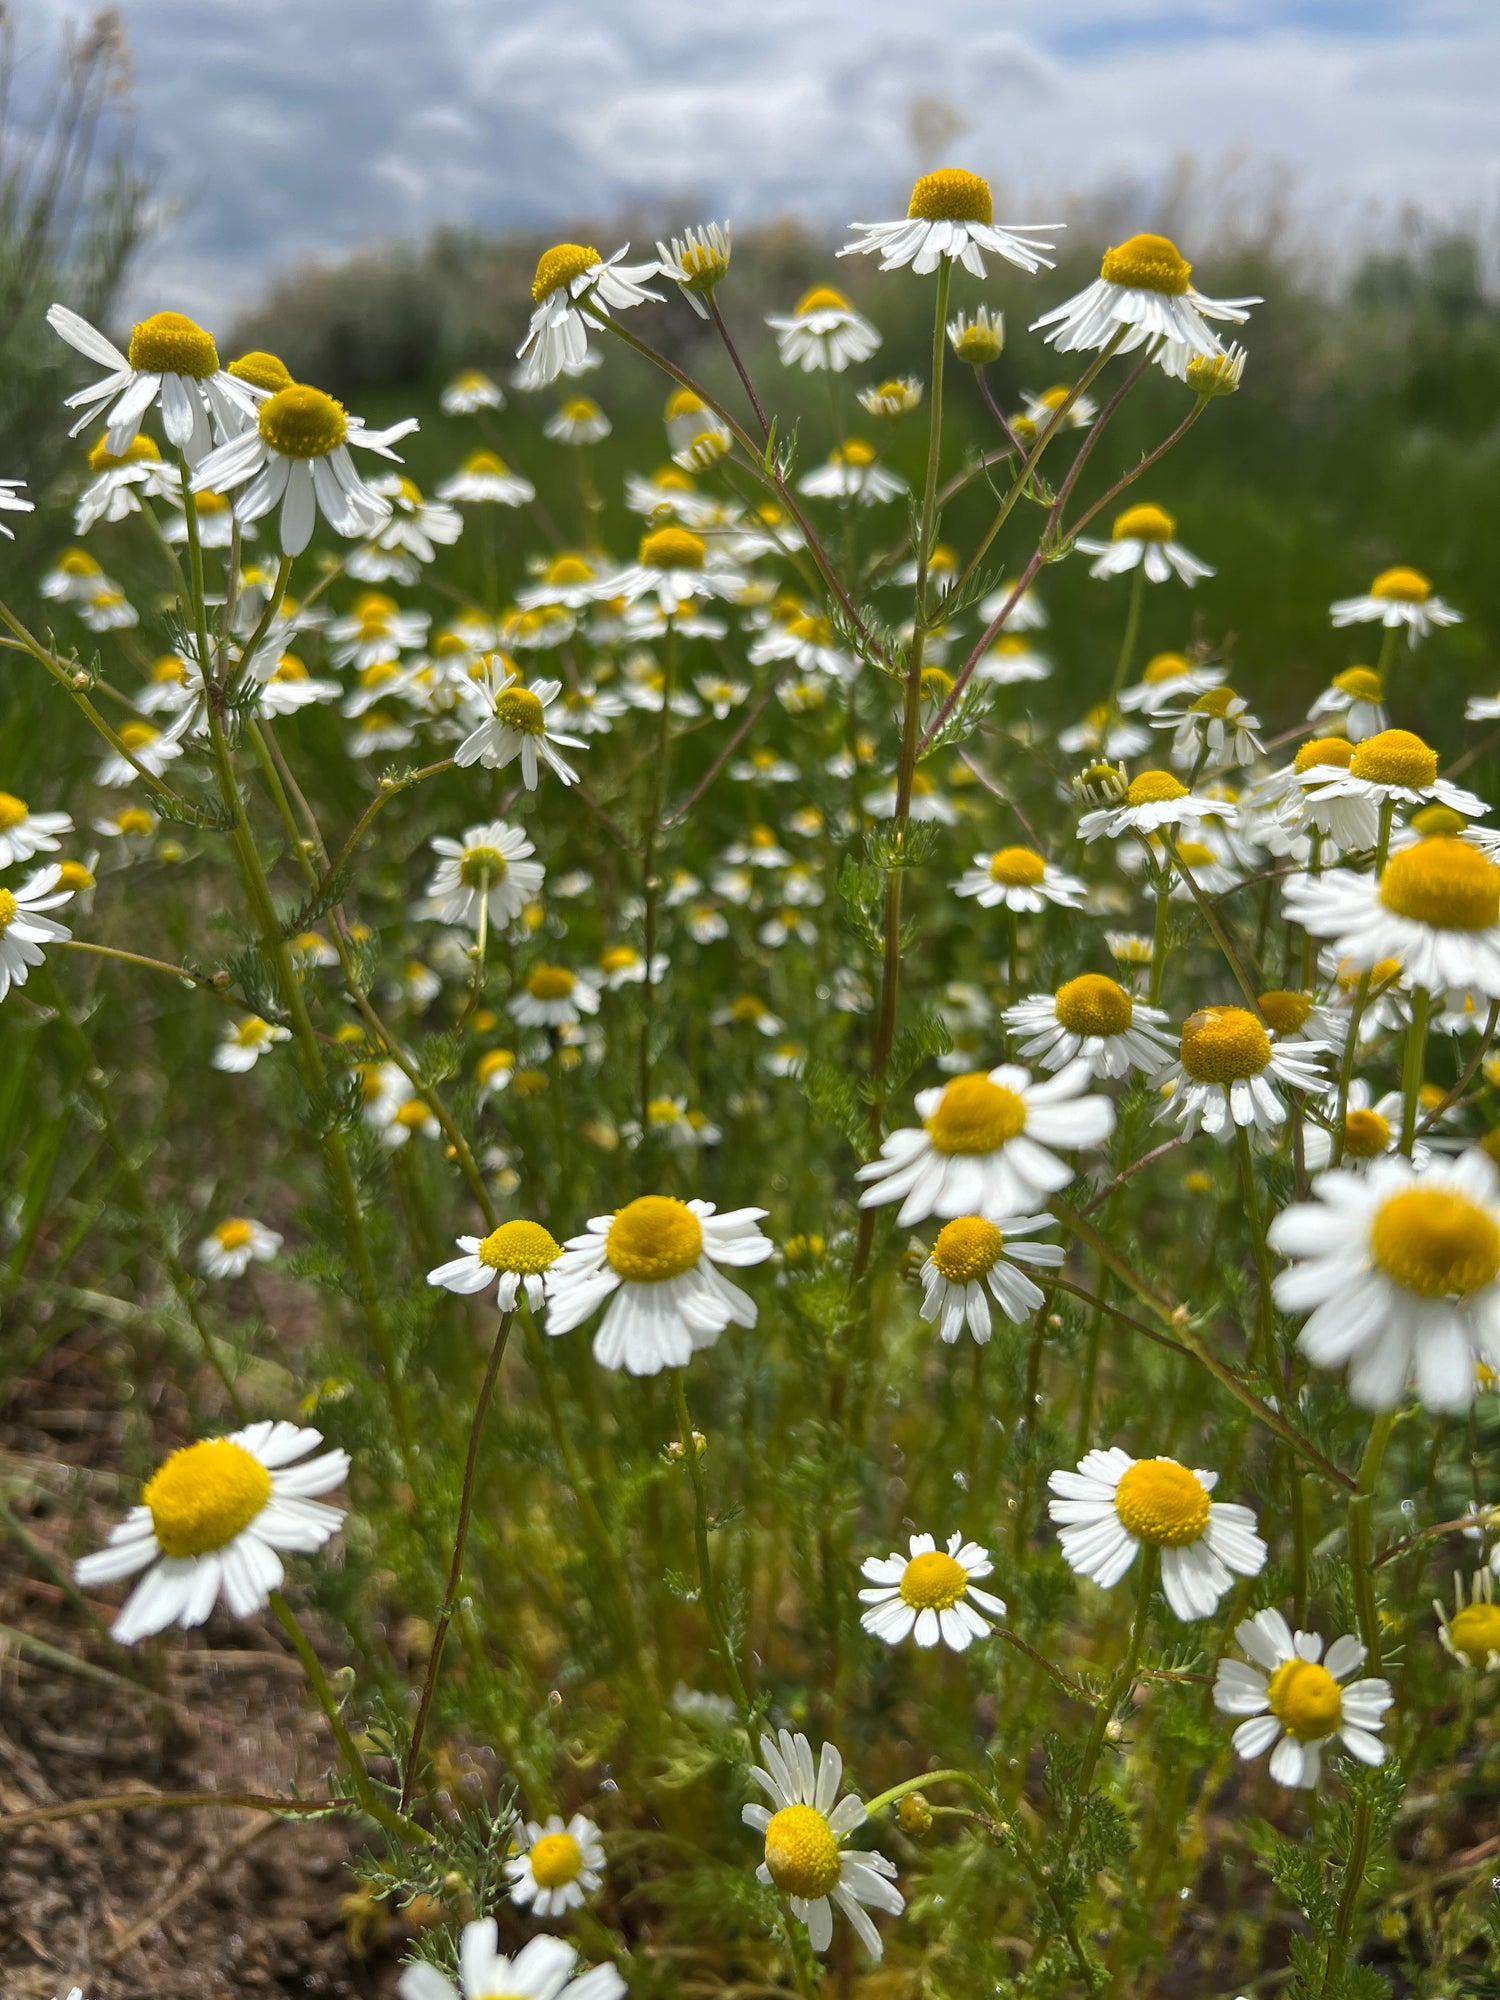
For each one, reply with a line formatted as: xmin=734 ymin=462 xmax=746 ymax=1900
xmin=1235 ymin=1122 xmax=1278 ymax=1377
xmin=1322 ymin=1794 xmax=1376 ymax=1994
xmin=1399 ymin=985 xmax=1431 ymax=1156
xmin=1103 ymin=562 xmax=1146 ymax=722
xmin=1349 ymin=1410 xmax=1396 ymax=1668
xmin=670 ymin=1368 xmax=753 ymax=1731
xmin=1067 ymin=1546 xmax=1158 ymax=1840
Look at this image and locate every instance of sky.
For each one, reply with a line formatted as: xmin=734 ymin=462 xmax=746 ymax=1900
xmin=20 ymin=0 xmax=1500 ymax=321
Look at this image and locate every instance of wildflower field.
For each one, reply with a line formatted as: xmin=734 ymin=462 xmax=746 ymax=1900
xmin=6 ymin=95 xmax=1500 ymax=2000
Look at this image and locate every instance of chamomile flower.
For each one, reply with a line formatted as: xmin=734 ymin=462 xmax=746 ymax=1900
xmin=1156 ymin=1005 xmax=1328 ymax=1142
xmin=1329 ymin=566 xmax=1462 ymax=646
xmin=544 ymin=1195 xmax=771 ymax=1375
xmin=1057 ymin=706 xmax=1151 ymax=759
xmin=440 ymin=367 xmax=504 ymax=414
xmin=1435 ymin=1570 xmax=1500 ymax=1669
xmin=0 ymin=793 xmax=71 ymax=869
xmin=1155 ymin=685 xmax=1263 ymax=768
xmin=918 ymin=1212 xmax=1064 ymax=1342
xmin=799 ymin=440 xmax=907 ymax=505
xmin=1269 ymin=1149 xmax=1500 ymax=1410
xmin=1023 ymin=382 xmax=1098 ymax=429
xmin=1076 ymin=503 xmax=1213 ymax=585
xmin=397 ymin=1924 xmax=623 ymax=2000
xmin=975 ymin=635 xmax=1050 ymax=684
xmin=1048 ymin=1447 xmax=1267 ymax=1621
xmin=1300 ymin=1081 xmax=1419 ymax=1173
xmin=197 ymin=1217 xmax=282 ymax=1280
xmin=435 ymin=449 xmax=536 ymax=507
xmin=863 ymin=770 xmax=957 ymax=823
xmin=857 ymin=1061 xmax=1115 ymax=1226
xmin=617 ymin=525 xmax=745 ymax=614
xmin=766 ymin=285 xmax=880 ymax=373
xmin=598 ymin=944 xmax=667 ymax=989
xmin=978 ymin=577 xmax=1048 ymax=629
xmin=1308 ymin=665 xmax=1387 ymax=743
xmin=74 ymin=1421 xmax=348 ymax=1644
xmin=424 ymin=820 xmax=543 ymax=930
xmin=841 ymin=168 xmax=1056 ymax=279
xmin=193 ymin=383 xmax=418 ymax=555
xmin=427 ymin=1219 xmax=561 ymax=1309
xmin=858 ymin=375 xmax=923 ymax=419
xmin=511 ymin=962 xmax=600 ymax=1029
xmin=952 ymin=845 xmax=1086 ymax=911
xmin=518 ymin=242 xmax=662 ymax=387
xmin=505 ymin=1812 xmax=607 ymax=1915
xmin=1118 ymin=649 xmax=1226 ymax=715
xmin=1031 ymin=232 xmax=1257 ymax=370
xmin=94 ymin=715 xmax=188 ymax=788
xmin=1298 ymin=729 xmax=1485 ymax=843
xmin=1213 ymin=1609 xmax=1392 ymax=1788
xmin=74 ymin=433 xmax=172 ymax=532
xmin=1078 ymin=769 xmax=1229 ymax=844
xmin=545 ymin=395 xmax=611 ymax=445
xmin=254 ymin=652 xmax=342 ymax=716
xmin=859 ymin=1531 xmax=1005 ymax=1650
xmin=454 ymin=666 xmax=585 ymax=788
xmin=1283 ymin=837 xmax=1500 ymax=1000
xmin=742 ymin=1731 xmax=903 ymax=1960
xmin=946 ymin=303 xmax=1006 ymax=363
xmin=47 ymin=305 xmax=260 ymax=465
xmin=1006 ymin=976 xmax=1174 ymax=1079
xmin=656 ymin=221 xmax=731 ymax=314
xmin=213 ymin=1014 xmax=291 ymax=1073
xmin=0 ymin=865 xmax=71 ymax=998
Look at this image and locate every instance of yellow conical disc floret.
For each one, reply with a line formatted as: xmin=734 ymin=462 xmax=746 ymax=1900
xmin=1349 ymin=729 xmax=1438 ymax=789
xmin=907 ymin=169 xmax=993 ymax=225
xmin=925 ymin=1073 xmax=1027 ymax=1155
xmin=144 ymin=1438 xmax=271 ymax=1557
xmin=1142 ymin=651 xmax=1192 ymax=684
xmin=1370 ymin=566 xmax=1431 ymax=603
xmin=1099 ymin=233 xmax=1192 ymax=296
xmin=127 ymin=310 xmax=219 ymax=378
xmin=899 ymin=1549 xmax=969 ymax=1608
xmin=988 ymin=845 xmax=1046 ymax=886
xmin=1334 ymin=666 xmax=1383 ymax=699
xmin=229 ymin=350 xmax=293 ymax=392
xmin=258 ymin=384 xmax=349 ymax=458
xmin=494 ymin=685 xmax=546 ymax=733
xmin=1448 ymin=1602 xmax=1500 ymax=1663
xmin=796 ymin=285 xmax=850 ymax=315
xmin=532 ymin=243 xmax=601 ymax=303
xmin=528 ymin=1831 xmax=584 ymax=1887
xmin=605 ymin=1196 xmax=704 ymax=1281
xmin=1179 ymin=1007 xmax=1272 ymax=1083
xmin=1113 ymin=1457 xmax=1210 ymax=1545
xmin=1371 ymin=1187 xmax=1500 ymax=1297
xmin=1113 ymin=503 xmax=1175 ymax=543
xmin=640 ymin=525 xmax=705 ymax=570
xmin=763 ymin=1804 xmax=841 ymax=1899
xmin=477 ymin=1220 xmax=560 ymax=1274
xmin=929 ymin=1215 xmax=1004 ymax=1283
xmin=1294 ymin=736 xmax=1356 ymax=774
xmin=1125 ymin=770 xmax=1188 ymax=806
xmin=1266 ymin=1658 xmax=1343 ymax=1740
xmin=1379 ymin=840 xmax=1500 ymax=932
xmin=1257 ymin=989 xmax=1311 ymax=1035
xmin=88 ymin=433 xmax=161 ymax=470
xmin=1055 ymin=974 xmax=1133 ymax=1037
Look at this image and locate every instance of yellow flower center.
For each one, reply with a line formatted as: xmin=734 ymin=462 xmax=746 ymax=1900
xmin=0 ymin=791 xmax=28 ymax=830
xmin=1174 ymin=839 xmax=1218 ymax=869
xmin=930 ymin=1214 xmax=1005 ymax=1284
xmin=88 ymin=433 xmax=161 ymax=469
xmin=763 ymin=1804 xmax=842 ymax=1901
xmin=532 ymin=243 xmax=601 ymax=302
xmin=1349 ymin=728 xmax=1438 ymax=790
xmin=117 ymin=807 xmax=153 ymax=835
xmin=117 ymin=721 xmax=159 ymax=751
xmin=127 ymin=310 xmax=220 ymax=379
xmin=258 ymin=384 xmax=349 ymax=458
xmin=605 ymin=1195 xmax=704 ymax=1282
xmin=477 ymin=1221 xmax=561 ymax=1276
xmin=1371 ymin=1186 xmax=1500 ymax=1298
xmin=477 ymin=1049 xmax=515 ymax=1085
xmin=1343 ymin=1108 xmax=1391 ymax=1158
xmin=228 ymin=350 xmax=292 ymax=392
xmin=55 ymin=860 xmax=94 ymax=891
xmin=907 ymin=168 xmax=993 ymax=224
xmin=1179 ymin=1006 xmax=1272 ymax=1083
xmin=215 ymin=1219 xmax=254 ymax=1251
xmin=562 ymin=397 xmax=600 ymax=424
xmin=1333 ymin=666 xmax=1383 ymax=699
xmin=796 ymin=285 xmax=850 ymax=315
xmin=1055 ymin=973 xmax=1133 ymax=1038
xmin=1411 ymin=803 xmax=1467 ymax=837
xmin=143 ymin=1438 xmax=272 ymax=1558
xmin=1125 ymin=770 xmax=1188 ymax=806
xmin=1379 ymin=839 xmax=1500 ymax=932
xmin=1099 ymin=232 xmax=1192 ymax=296
xmin=1189 ymin=686 xmax=1236 ymax=718
xmin=0 ymin=888 xmax=14 ymax=932
xmin=600 ymin=945 xmax=639 ymax=973
xmin=528 ymin=1831 xmax=584 ymax=1888
xmin=640 ymin=525 xmax=706 ymax=570
xmin=988 ymin=845 xmax=1046 ymax=887
xmin=1266 ymin=1657 xmax=1344 ymax=1740
xmin=899 ymin=1549 xmax=970 ymax=1609
xmin=459 ymin=845 xmax=509 ymax=888
xmin=1113 ymin=503 xmax=1175 ymax=543
xmin=494 ymin=686 xmax=547 ymax=734
xmin=925 ymin=1072 xmax=1027 ymax=1155
xmin=1294 ymin=735 xmax=1356 ymax=774
xmin=730 ymin=996 xmax=766 ymax=1022
xmin=464 ymin=449 xmax=509 ymax=476
xmin=59 ymin=549 xmax=100 ymax=574
xmin=394 ymin=1099 xmax=431 ymax=1130
xmin=1370 ymin=565 xmax=1431 ymax=603
xmin=1338 ymin=955 xmax=1401 ymax=994
xmin=1257 ymin=989 xmax=1311 ymax=1035
xmin=526 ymin=963 xmax=575 ymax=1001
xmin=1113 ymin=1457 xmax=1210 ymax=1546
xmin=1142 ymin=651 xmax=1192 ymax=684
xmin=271 ymin=654 xmax=307 ymax=683
xmin=1448 ymin=1602 xmax=1500 ymax=1663
xmin=547 ymin=554 xmax=595 ymax=585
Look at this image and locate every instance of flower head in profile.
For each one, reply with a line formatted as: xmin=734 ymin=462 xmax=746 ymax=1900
xmin=1048 ymin=1447 xmax=1267 ymax=1620
xmin=656 ymin=221 xmax=732 ymax=314
xmin=860 ymin=1531 xmax=1005 ymax=1650
xmin=397 ymin=1924 xmax=623 ymax=2000
xmin=213 ymin=1013 xmax=291 ymax=1073
xmin=440 ymin=367 xmax=504 ymax=415
xmin=518 ymin=241 xmax=662 ymax=386
xmin=840 ymin=169 xmax=1057 ymax=278
xmin=1078 ymin=768 xmax=1231 ymax=844
xmin=1307 ymin=665 xmax=1387 ymax=743
xmin=545 ymin=1196 xmax=772 ymax=1375
xmin=198 ymin=1216 xmax=282 ymax=1280
xmin=1031 ymin=232 xmax=1258 ymax=372
xmin=0 ymin=793 xmax=71 ymax=870
xmin=1330 ymin=566 xmax=1461 ymax=647
xmin=919 ymin=1212 xmax=1064 ymax=1342
xmin=742 ymin=1730 xmax=903 ymax=1960
xmin=1435 ymin=1569 xmax=1500 ymax=1670
xmin=953 ymin=844 xmax=1086 ymax=912
xmin=47 ymin=305 xmax=261 ymax=465
xmin=947 ymin=304 xmax=1005 ymax=364
xmin=74 ymin=1422 xmax=348 ymax=1644
xmin=1213 ymin=1609 xmax=1391 ymax=1789
xmin=766 ymin=285 xmax=880 ymax=373
xmin=1076 ymin=503 xmax=1213 ymax=586
xmin=1283 ymin=836 xmax=1500 ymax=1001
xmin=799 ymin=439 xmax=907 ymax=506
xmin=455 ymin=665 xmax=586 ymax=789
xmin=0 ymin=864 xmax=72 ymax=1000
xmin=505 ymin=1812 xmax=606 ymax=1915
xmin=511 ymin=961 xmax=600 ymax=1029
xmin=435 ymin=448 xmax=535 ymax=507
xmin=427 ymin=1218 xmax=562 ymax=1311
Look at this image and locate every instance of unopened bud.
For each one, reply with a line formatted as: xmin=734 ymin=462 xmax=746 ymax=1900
xmin=898 ymin=1792 xmax=933 ymax=1835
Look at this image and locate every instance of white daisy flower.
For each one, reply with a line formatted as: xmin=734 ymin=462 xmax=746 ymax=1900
xmin=1030 ymin=232 xmax=1257 ymax=370
xmin=197 ymin=1217 xmax=282 ymax=1280
xmin=656 ymin=220 xmax=732 ymax=315
xmin=858 ymin=375 xmax=923 ymax=419
xmin=517 ymin=241 xmax=662 ymax=387
xmin=859 ymin=1531 xmax=1006 ymax=1650
xmin=946 ymin=303 xmax=1006 ymax=364
xmin=213 ymin=1014 xmax=291 ymax=1073
xmin=544 ymin=394 xmax=612 ymax=445
xmin=1006 ymin=977 xmax=1175 ymax=1080
xmin=1154 ymin=685 xmax=1263 ymax=769
xmin=742 ymin=1730 xmax=903 ymax=1960
xmin=862 ymin=771 xmax=957 ymax=823
xmin=1076 ymin=503 xmax=1213 ymax=586
xmin=1155 ymin=1005 xmax=1328 ymax=1143
xmin=74 ymin=1421 xmax=348 ymax=1645
xmin=193 ymin=383 xmax=418 ymax=555
xmin=840 ymin=168 xmax=1056 ymax=279
xmin=1307 ymin=665 xmax=1387 ymax=743
xmin=1269 ymin=1149 xmax=1500 ymax=1411
xmin=0 ymin=792 xmax=71 ymax=869
xmin=46 ymin=305 xmax=260 ymax=466
xmin=424 ymin=819 xmax=544 ymax=930
xmin=1298 ymin=729 xmax=1485 ymax=846
xmin=254 ymin=652 xmax=342 ymax=716
xmin=1283 ymin=837 xmax=1500 ymax=1001
xmin=766 ymin=284 xmax=880 ymax=373
xmin=505 ymin=1811 xmax=607 ymax=1915
xmin=0 ymin=864 xmax=71 ymax=999
xmin=544 ymin=1196 xmax=771 ymax=1376
xmin=1047 ymin=1447 xmax=1268 ymax=1621
xmin=978 ymin=577 xmax=1048 ymax=629
xmin=857 ymin=1060 xmax=1115 ymax=1226
xmin=952 ymin=845 xmax=1087 ymax=912
xmin=1434 ymin=1570 xmax=1500 ymax=1670
xmin=1078 ymin=769 xmax=1230 ymax=844
xmin=440 ymin=367 xmax=504 ymax=414
xmin=454 ymin=666 xmax=586 ymax=789
xmin=1056 ymin=706 xmax=1152 ymax=760
xmin=353 ymin=472 xmax=462 ymax=576
xmin=1329 ymin=565 xmax=1462 ymax=647
xmin=615 ymin=524 xmax=746 ymax=615
xmin=510 ymin=962 xmax=601 ymax=1030
xmin=918 ymin=1212 xmax=1064 ymax=1343
xmin=427 ymin=1218 xmax=562 ymax=1311
xmin=1117 ymin=649 xmax=1226 ymax=715
xmin=598 ymin=944 xmax=668 ymax=990
xmin=94 ymin=714 xmax=189 ymax=788
xmin=975 ymin=635 xmax=1050 ymax=684
xmin=475 ymin=1048 xmax=517 ymax=1096
xmin=517 ymin=553 xmax=616 ymax=612
xmin=1248 ymin=736 xmax=1369 ymax=852
xmin=73 ymin=432 xmax=175 ymax=532
xmin=799 ymin=439 xmax=908 ymax=506
xmin=1300 ymin=1080 xmax=1424 ymax=1174
xmin=1022 ymin=381 xmax=1099 ymax=428
xmin=1213 ymin=1609 xmax=1392 ymax=1789
xmin=397 ymin=1924 xmax=623 ymax=2000
xmin=435 ymin=448 xmax=535 ymax=507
